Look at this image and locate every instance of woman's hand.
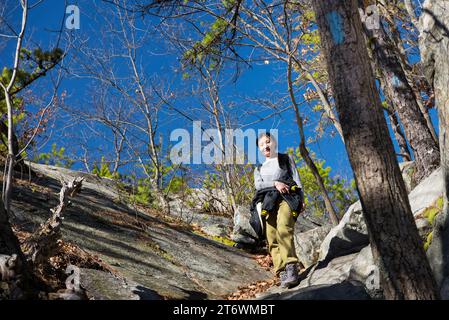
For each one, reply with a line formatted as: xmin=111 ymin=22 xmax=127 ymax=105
xmin=300 ymin=201 xmax=306 ymax=213
xmin=274 ymin=181 xmax=290 ymax=194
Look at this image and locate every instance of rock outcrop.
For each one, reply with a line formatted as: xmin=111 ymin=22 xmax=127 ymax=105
xmin=294 ymin=225 xmax=332 ymax=268
xmin=420 ymin=0 xmax=449 ymax=293
xmin=10 ymin=162 xmax=271 ymax=300
xmin=169 ymin=196 xmax=233 ymax=238
xmin=6 ymin=160 xmax=446 ymax=300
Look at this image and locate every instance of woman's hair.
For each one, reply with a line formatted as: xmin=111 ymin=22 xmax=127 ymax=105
xmin=256 ymin=132 xmax=276 ymax=146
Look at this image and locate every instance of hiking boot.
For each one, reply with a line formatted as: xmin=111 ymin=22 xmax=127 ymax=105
xmin=280 ymin=263 xmax=299 ymax=288
xmin=279 ymin=271 xmax=287 ymax=286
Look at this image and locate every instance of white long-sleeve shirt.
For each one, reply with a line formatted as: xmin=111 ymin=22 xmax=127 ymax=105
xmin=254 ymin=153 xmax=302 ymax=190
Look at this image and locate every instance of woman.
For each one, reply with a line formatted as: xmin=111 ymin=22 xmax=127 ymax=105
xmin=253 ymin=132 xmax=305 ymax=288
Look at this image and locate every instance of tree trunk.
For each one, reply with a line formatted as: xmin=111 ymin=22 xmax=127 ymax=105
xmin=386 ymin=107 xmax=412 ymax=162
xmin=312 ymin=0 xmax=439 ymax=299
xmin=377 ymin=0 xmax=439 ymax=146
xmin=359 ymin=1 xmax=440 ymax=183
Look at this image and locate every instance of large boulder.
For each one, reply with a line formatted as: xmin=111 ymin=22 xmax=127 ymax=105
xmin=318 ymin=201 xmax=368 ymax=263
xmin=295 ymin=215 xmax=326 ymax=233
xmin=348 ymin=246 xmax=382 ymax=298
xmin=78 ymin=268 xmax=162 ymax=300
xmin=256 ymin=245 xmax=380 ymax=300
xmin=258 ymin=281 xmax=370 ymax=300
xmin=408 ymin=167 xmax=443 ymax=218
xmin=294 ymin=225 xmax=332 ymax=268
xmin=408 ymin=168 xmax=443 ymax=242
xmin=230 ymin=205 xmax=259 ymax=244
xmin=319 ymin=167 xmax=444 ymax=263
xmin=300 ymin=253 xmax=358 ymax=288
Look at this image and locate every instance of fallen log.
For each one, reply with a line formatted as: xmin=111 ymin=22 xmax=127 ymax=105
xmin=22 ymin=177 xmax=84 ymax=266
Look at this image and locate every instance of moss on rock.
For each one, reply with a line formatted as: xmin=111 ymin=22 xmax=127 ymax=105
xmin=423 ymin=206 xmax=441 ymax=226
xmin=192 ymin=230 xmax=236 ymax=247
xmin=424 ymin=232 xmax=433 ymax=251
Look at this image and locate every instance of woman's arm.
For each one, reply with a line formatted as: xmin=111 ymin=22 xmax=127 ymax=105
xmin=288 ymin=154 xmax=305 ymax=203
xmin=288 ymin=154 xmax=303 ymax=188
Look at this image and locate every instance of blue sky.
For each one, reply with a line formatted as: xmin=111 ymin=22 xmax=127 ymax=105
xmin=0 ymin=0 xmax=437 ymax=185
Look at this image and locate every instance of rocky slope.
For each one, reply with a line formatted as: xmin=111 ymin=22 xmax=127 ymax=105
xmin=9 ymin=162 xmax=271 ymax=300
xmin=6 ymin=160 xmax=445 ymax=300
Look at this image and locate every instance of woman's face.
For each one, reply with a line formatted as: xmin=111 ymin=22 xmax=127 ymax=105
xmin=258 ymin=135 xmax=276 ymax=158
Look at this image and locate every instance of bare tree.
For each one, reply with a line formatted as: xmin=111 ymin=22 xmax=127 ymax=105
xmin=145 ymin=0 xmax=341 ymax=225
xmin=66 ymin=0 xmax=179 ymax=213
xmin=0 ymin=0 xmax=28 ymax=216
xmin=359 ymin=0 xmax=440 ymax=183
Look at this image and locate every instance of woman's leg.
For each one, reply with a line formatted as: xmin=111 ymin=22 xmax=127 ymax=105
xmin=276 ymin=200 xmax=299 ymax=271
xmin=265 ymin=210 xmax=283 ymax=274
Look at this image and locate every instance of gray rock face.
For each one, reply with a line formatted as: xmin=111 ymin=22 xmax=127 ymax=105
xmin=408 ymin=167 xmax=443 ymax=217
xmin=420 ymin=0 xmax=449 ymax=91
xmin=301 ymin=253 xmax=359 ymax=288
xmin=420 ymin=0 xmax=449 ymax=296
xmin=399 ymin=161 xmax=416 ymax=192
xmin=318 ymin=166 xmax=444 ymax=264
xmin=174 ymin=188 xmax=230 ymax=214
xmin=426 ymin=211 xmax=449 ymax=288
xmin=415 ymin=218 xmax=433 ymax=240
xmin=318 ymin=201 xmax=368 ymax=263
xmin=169 ymin=197 xmax=233 ymax=238
xmin=12 ymin=162 xmax=271 ymax=300
xmin=258 ymin=281 xmax=370 ymax=300
xmin=348 ymin=246 xmax=374 ymax=283
xmin=441 ymin=278 xmax=449 ymax=300
xmin=230 ymin=205 xmax=259 ymax=244
xmin=78 ymin=268 xmax=162 ymax=300
xmin=294 ymin=225 xmax=332 ymax=268
xmin=295 ymin=215 xmax=326 ymax=233
xmin=256 ymin=250 xmax=375 ymax=300
xmin=348 ymin=246 xmax=382 ymax=298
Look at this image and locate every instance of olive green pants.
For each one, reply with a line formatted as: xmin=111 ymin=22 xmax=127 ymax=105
xmin=265 ymin=200 xmax=298 ymax=274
